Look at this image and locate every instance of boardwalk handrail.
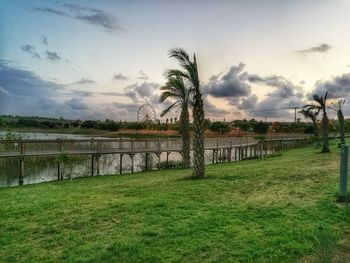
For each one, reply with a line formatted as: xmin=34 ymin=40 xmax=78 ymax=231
xmin=0 ymin=135 xmax=308 ymax=158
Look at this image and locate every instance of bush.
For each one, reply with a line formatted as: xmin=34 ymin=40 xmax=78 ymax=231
xmin=210 ymin=121 xmax=230 ymax=132
xmin=253 ymin=121 xmax=269 ymax=134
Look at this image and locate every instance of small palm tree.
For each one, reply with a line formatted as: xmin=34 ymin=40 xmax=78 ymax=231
xmin=160 ymin=76 xmax=191 ymax=167
xmin=166 ymin=48 xmax=205 ymax=178
xmin=300 ymin=106 xmax=319 ymax=142
xmin=329 ymin=99 xmax=346 ymax=145
xmin=305 ymin=92 xmax=330 ymax=153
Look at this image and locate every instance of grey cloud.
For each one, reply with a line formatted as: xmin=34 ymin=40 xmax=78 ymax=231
xmin=0 ymin=86 xmax=10 ymax=95
xmin=243 ymin=73 xmax=264 ymax=83
xmin=236 ymin=95 xmax=258 ymax=110
xmin=21 ymin=45 xmax=41 ymax=59
xmin=0 ymin=62 xmax=153 ymax=120
xmin=0 ymin=63 xmax=63 ymax=98
xmin=65 ymin=98 xmax=89 ymax=110
xmin=203 ymin=96 xmax=229 ymax=117
xmin=42 ymin=36 xmax=48 ymax=45
xmin=33 ymin=4 xmax=122 ymax=32
xmin=76 ymin=78 xmax=95 ymax=85
xmin=207 ymin=63 xmax=251 ymax=98
xmin=33 ymin=6 xmax=68 ymax=17
xmin=124 ymin=82 xmax=160 ymax=104
xmin=138 ymin=70 xmax=149 ymax=80
xmin=244 ymin=88 xmax=303 ymax=118
xmin=296 ymin=43 xmax=331 ymax=54
xmin=69 ymin=90 xmax=95 ymax=97
xmin=311 ymin=73 xmax=350 ymax=99
xmin=0 ymin=62 xmax=64 ymax=116
xmin=46 ymin=51 xmax=61 ymax=61
xmin=231 ymin=73 xmax=305 ymax=118
xmin=100 ymin=92 xmax=124 ymax=96
xmin=113 ymin=73 xmax=129 ymax=81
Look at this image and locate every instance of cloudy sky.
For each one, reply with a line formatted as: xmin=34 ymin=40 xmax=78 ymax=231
xmin=1 ymin=0 xmax=350 ymax=121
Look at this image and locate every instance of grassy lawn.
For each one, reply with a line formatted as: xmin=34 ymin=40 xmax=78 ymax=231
xmin=1 ymin=143 xmax=349 ymax=262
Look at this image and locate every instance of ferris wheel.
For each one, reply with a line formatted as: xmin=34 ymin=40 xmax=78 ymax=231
xmin=137 ymin=103 xmax=156 ymax=122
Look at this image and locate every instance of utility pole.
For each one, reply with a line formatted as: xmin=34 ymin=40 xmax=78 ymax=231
xmin=293 ymin=107 xmax=298 ymax=123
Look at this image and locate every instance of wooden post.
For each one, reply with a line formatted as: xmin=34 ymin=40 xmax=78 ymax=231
xmin=131 ymin=139 xmax=135 ymax=153
xmin=145 ymin=153 xmax=149 ymax=171
xmin=157 ymin=153 xmax=161 ymax=170
xmin=120 ymin=154 xmax=123 ymax=174
xmin=57 ymin=160 xmax=60 ymax=180
xmin=19 ymin=141 xmax=24 ymax=185
xmin=91 ymin=155 xmax=95 ymax=176
xmin=130 ymin=154 xmax=134 ymax=173
xmin=157 ymin=138 xmax=161 ymax=153
xmin=96 ymin=155 xmax=100 ymax=176
xmin=90 ymin=138 xmax=94 ymax=152
xmin=166 ymin=152 xmax=170 ymax=168
xmin=254 ymin=145 xmax=257 ymax=158
xmin=96 ymin=140 xmax=101 ymax=176
xmin=59 ymin=140 xmax=64 ymax=180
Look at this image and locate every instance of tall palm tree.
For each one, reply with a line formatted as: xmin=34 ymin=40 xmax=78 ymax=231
xmin=305 ymin=92 xmax=330 ymax=153
xmin=160 ymin=76 xmax=191 ymax=167
xmin=300 ymin=106 xmax=319 ymax=141
xmin=166 ymin=48 xmax=205 ymax=178
xmin=329 ymin=99 xmax=346 ymax=145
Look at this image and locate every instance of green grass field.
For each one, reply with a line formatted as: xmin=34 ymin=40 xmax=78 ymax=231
xmin=1 ymin=142 xmax=349 ymax=262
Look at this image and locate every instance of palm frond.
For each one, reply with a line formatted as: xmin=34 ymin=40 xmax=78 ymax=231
xmin=159 ymin=91 xmax=180 ymax=103
xmin=164 ymin=69 xmax=191 ymax=81
xmin=160 ymin=101 xmax=179 ymax=117
xmin=168 ymin=48 xmax=190 ymax=67
xmin=303 ymin=104 xmax=321 ymax=116
xmin=313 ymin=94 xmax=324 ymax=107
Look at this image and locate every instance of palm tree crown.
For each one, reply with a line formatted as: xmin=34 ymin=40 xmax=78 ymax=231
xmin=304 ymin=92 xmax=329 ymax=153
xmin=160 ymin=76 xmax=190 ymax=117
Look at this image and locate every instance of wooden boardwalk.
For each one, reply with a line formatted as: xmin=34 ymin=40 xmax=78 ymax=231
xmin=0 ymin=136 xmax=307 ymax=158
xmin=0 ymin=135 xmax=309 ymax=186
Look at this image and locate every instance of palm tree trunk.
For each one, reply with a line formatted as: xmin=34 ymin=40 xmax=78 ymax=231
xmin=321 ymin=111 xmax=330 ymax=153
xmin=338 ymin=110 xmax=345 ymax=145
xmin=192 ymin=92 xmax=205 ymax=178
xmin=180 ymin=106 xmax=191 ymax=167
xmin=312 ymin=118 xmax=320 ymax=146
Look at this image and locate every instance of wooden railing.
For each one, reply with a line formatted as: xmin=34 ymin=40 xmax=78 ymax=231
xmin=0 ymin=135 xmax=308 ymax=158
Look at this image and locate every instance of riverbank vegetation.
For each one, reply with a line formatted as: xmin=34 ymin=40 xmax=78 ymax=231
xmin=1 ymin=114 xmax=349 ymax=137
xmin=1 ymin=142 xmax=349 ymax=262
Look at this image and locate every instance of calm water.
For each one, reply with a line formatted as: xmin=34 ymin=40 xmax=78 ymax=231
xmin=0 ymin=132 xmax=239 ymax=187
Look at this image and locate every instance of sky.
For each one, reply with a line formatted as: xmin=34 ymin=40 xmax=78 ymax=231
xmin=1 ymin=0 xmax=350 ymax=122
